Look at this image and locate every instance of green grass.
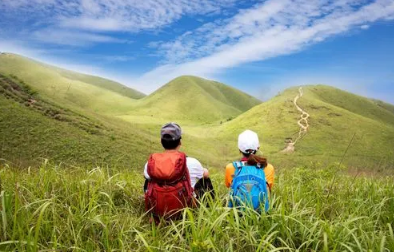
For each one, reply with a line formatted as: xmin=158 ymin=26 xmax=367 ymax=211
xmin=0 ymin=73 xmax=157 ymax=167
xmin=0 ymin=163 xmax=393 ymax=251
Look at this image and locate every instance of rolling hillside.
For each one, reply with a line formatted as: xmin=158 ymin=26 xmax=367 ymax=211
xmin=372 ymin=99 xmax=394 ymax=115
xmin=308 ymin=85 xmax=394 ymax=126
xmin=120 ymin=75 xmax=261 ymax=124
xmin=0 ymin=73 xmax=156 ymax=167
xmin=0 ymin=55 xmax=261 ymax=167
xmin=215 ymin=85 xmax=394 ymax=168
xmin=0 ymin=53 xmax=144 ymax=115
xmin=0 ymin=52 xmax=393 ymax=170
xmin=53 ymin=68 xmax=145 ymax=100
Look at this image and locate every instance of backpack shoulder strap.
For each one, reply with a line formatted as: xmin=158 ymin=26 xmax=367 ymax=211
xmin=232 ymin=161 xmax=242 ymax=168
xmin=232 ymin=161 xmax=244 ymax=176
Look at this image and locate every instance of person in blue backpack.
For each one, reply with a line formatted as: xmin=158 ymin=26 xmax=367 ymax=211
xmin=225 ymin=130 xmax=275 ymax=212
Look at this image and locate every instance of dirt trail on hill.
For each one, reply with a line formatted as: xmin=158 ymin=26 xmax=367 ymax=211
xmin=282 ymin=87 xmax=310 ymax=153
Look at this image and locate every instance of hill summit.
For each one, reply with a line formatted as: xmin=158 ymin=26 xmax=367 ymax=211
xmin=123 ymin=75 xmax=261 ymax=124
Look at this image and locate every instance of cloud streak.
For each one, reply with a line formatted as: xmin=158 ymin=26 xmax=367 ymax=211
xmin=0 ymin=0 xmax=235 ymax=32
xmin=32 ymin=28 xmax=127 ymax=46
xmin=134 ymin=0 xmax=394 ymax=93
xmin=0 ymin=0 xmax=236 ymax=47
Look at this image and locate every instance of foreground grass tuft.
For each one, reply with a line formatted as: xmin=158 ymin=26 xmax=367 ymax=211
xmin=0 ymin=164 xmax=393 ymax=251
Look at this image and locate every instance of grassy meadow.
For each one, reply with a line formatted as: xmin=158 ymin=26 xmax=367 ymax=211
xmin=1 ymin=163 xmax=393 ymax=251
xmin=1 ymin=53 xmax=394 ymax=251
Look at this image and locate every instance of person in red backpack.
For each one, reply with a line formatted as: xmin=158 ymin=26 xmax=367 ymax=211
xmin=144 ymin=122 xmax=214 ymax=221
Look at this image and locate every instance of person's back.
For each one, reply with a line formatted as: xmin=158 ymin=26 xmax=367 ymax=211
xmin=225 ymin=130 xmax=275 ymax=212
xmin=144 ymin=122 xmax=214 ymax=221
xmin=144 ymin=123 xmax=193 ymax=221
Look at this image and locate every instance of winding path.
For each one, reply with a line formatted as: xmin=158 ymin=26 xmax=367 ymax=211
xmin=282 ymin=87 xmax=310 ymax=152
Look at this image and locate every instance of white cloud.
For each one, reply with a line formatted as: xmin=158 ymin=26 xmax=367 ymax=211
xmin=134 ymin=0 xmax=394 ymax=93
xmin=99 ymin=55 xmax=135 ymax=62
xmin=1 ymin=0 xmax=236 ymax=32
xmin=32 ymin=28 xmax=127 ymax=46
xmin=0 ymin=40 xmax=46 ymax=58
xmin=0 ymin=0 xmax=236 ymax=47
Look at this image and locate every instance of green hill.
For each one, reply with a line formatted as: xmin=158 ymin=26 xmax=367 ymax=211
xmin=214 ymin=85 xmax=394 ymax=168
xmin=120 ymin=75 xmax=261 ymax=124
xmin=0 ymin=73 xmax=155 ymax=167
xmin=0 ymin=53 xmax=144 ymax=115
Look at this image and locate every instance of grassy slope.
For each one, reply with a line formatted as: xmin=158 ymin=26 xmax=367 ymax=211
xmin=0 ymin=74 xmax=156 ymax=167
xmin=309 ymin=85 xmax=394 ymax=126
xmin=120 ymin=75 xmax=261 ymax=124
xmin=215 ymin=85 xmax=394 ymax=168
xmin=1 ymin=164 xmax=393 ymax=251
xmin=0 ymin=53 xmax=143 ymax=115
xmin=53 ymin=68 xmax=145 ymax=100
xmin=372 ymin=99 xmax=394 ymax=115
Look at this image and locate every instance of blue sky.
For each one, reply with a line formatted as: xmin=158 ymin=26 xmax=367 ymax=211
xmin=1 ymin=0 xmax=394 ymax=104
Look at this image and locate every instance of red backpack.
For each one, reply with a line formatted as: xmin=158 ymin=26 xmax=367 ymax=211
xmin=145 ymin=151 xmax=194 ymax=220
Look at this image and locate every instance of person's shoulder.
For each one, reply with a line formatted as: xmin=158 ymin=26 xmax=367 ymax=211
xmin=186 ymin=157 xmax=204 ymax=176
xmin=186 ymin=157 xmax=204 ymax=171
xmin=266 ymin=163 xmax=275 ymax=170
xmin=225 ymin=162 xmax=235 ymax=170
xmin=186 ymin=157 xmax=202 ymax=166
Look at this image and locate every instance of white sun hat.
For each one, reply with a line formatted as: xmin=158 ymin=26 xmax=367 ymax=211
xmin=238 ymin=130 xmax=260 ymax=154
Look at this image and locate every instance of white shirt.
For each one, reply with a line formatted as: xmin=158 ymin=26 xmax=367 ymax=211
xmin=144 ymin=157 xmax=204 ymax=188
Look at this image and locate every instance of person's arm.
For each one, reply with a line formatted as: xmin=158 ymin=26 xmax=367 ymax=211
xmin=264 ymin=164 xmax=275 ymax=191
xmin=203 ymin=168 xmax=209 ymax=178
xmin=185 ymin=157 xmax=204 ymax=188
xmin=225 ymin=163 xmax=235 ymax=188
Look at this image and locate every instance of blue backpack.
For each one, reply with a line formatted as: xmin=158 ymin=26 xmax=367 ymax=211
xmin=229 ymin=161 xmax=269 ymax=212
